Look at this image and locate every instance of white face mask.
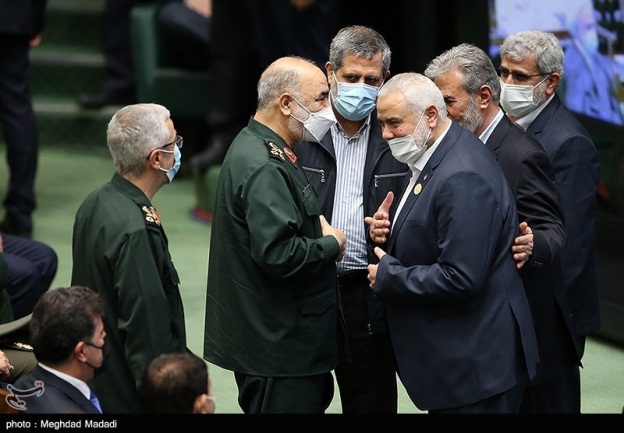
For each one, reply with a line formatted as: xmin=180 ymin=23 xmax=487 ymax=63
xmin=387 ymin=110 xmax=431 ymax=164
xmin=290 ymin=97 xmax=337 ymax=143
xmin=499 ymin=75 xmax=549 ymax=118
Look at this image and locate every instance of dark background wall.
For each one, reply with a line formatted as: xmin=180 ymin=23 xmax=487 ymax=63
xmin=335 ymin=0 xmax=490 ymax=74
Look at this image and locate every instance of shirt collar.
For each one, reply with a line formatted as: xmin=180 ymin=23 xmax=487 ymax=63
xmin=39 ymin=362 xmax=91 ymax=400
xmin=479 ymin=108 xmax=504 ymax=143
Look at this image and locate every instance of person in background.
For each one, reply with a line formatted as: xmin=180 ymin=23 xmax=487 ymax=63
xmin=158 ymin=0 xmax=212 ymax=72
xmin=71 ymin=103 xmax=188 ymax=413
xmin=296 ymin=25 xmax=405 ymax=414
xmin=562 ymin=2 xmax=623 ymax=125
xmin=1 ymin=232 xmax=57 ymax=320
xmin=424 ymin=42 xmax=580 ymax=412
xmin=0 ymin=0 xmax=47 ymax=238
xmin=77 ymin=0 xmax=158 ymax=109
xmin=366 ymin=72 xmax=539 ymax=413
xmin=189 ymin=0 xmax=338 ymax=171
xmin=203 ymin=56 xmax=346 ymax=414
xmin=0 ymin=233 xmax=56 ymax=385
xmin=141 ymin=352 xmax=215 ymax=414
xmin=79 ymin=0 xmax=213 ymax=109
xmin=499 ymin=29 xmax=600 ymax=413
xmin=78 ymin=0 xmax=162 ymax=109
xmin=10 ymin=286 xmax=106 ymax=414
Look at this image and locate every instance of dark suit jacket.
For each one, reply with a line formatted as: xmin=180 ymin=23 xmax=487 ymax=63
xmin=296 ymin=113 xmax=409 ymax=334
xmin=526 ymin=95 xmax=601 ymax=343
xmin=0 ymin=0 xmax=46 ymax=36
xmin=487 ymin=114 xmax=580 ymax=383
xmin=11 ymin=365 xmax=100 ymax=414
xmin=374 ymin=120 xmax=539 ymax=411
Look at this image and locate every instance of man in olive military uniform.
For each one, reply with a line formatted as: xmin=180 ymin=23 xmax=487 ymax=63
xmin=71 ymin=103 xmax=188 ymax=413
xmin=203 ymin=56 xmax=347 ymax=414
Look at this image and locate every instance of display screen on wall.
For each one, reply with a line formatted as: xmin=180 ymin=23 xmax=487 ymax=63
xmin=488 ymin=0 xmax=624 ymax=127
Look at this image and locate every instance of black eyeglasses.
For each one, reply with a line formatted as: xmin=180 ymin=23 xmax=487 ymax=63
xmin=163 ymin=135 xmax=183 ymax=149
xmin=146 ymin=135 xmax=183 ymax=159
xmin=498 ymin=67 xmax=549 ymax=84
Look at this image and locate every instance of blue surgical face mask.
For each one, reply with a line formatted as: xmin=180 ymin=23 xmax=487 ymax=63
xmin=158 ymin=145 xmax=181 ymax=183
xmin=332 ymin=72 xmax=381 ymax=121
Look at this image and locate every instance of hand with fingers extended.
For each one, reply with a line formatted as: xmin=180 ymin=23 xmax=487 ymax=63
xmin=364 ymin=191 xmax=394 ymax=244
xmin=513 ymin=221 xmax=534 ymax=269
xmin=320 ymin=215 xmax=346 ymax=262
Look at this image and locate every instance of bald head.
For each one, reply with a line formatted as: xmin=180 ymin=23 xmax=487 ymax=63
xmin=257 ymin=56 xmax=328 ymax=110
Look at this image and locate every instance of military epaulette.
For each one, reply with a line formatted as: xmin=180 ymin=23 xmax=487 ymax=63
xmin=265 ymin=141 xmax=286 ymax=163
xmin=141 ymin=205 xmax=161 ymax=227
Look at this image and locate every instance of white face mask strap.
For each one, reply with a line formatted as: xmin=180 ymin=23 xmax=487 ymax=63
xmin=411 ymin=109 xmax=427 ymax=140
xmin=290 ymin=96 xmax=311 ymax=123
xmin=533 ymin=74 xmax=550 ymax=89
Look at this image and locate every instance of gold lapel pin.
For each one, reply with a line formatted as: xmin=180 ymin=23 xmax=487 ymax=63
xmin=414 ymin=183 xmax=422 ymax=195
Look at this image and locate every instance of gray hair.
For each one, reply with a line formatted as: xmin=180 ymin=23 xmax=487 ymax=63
xmin=379 ymin=72 xmax=448 ymax=118
xmin=329 ymin=25 xmax=391 ymax=75
xmin=256 ymin=56 xmax=313 ymax=110
xmin=500 ymin=30 xmax=564 ymax=76
xmin=424 ymin=43 xmax=501 ymax=104
xmin=107 ymin=103 xmax=171 ymax=177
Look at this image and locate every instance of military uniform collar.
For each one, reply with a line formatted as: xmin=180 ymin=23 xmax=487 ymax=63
xmin=111 ymin=172 xmax=152 ymax=207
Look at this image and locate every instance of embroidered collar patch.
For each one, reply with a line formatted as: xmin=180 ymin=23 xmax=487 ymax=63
xmin=266 ymin=141 xmax=286 ymax=162
xmin=142 ymin=205 xmax=161 ymax=226
xmin=284 ymin=147 xmax=297 ymax=164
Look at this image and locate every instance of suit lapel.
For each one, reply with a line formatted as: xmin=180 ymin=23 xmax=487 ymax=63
xmin=486 ymin=115 xmax=513 ymax=154
xmin=386 ymin=120 xmax=463 ymax=251
xmin=526 ymin=94 xmax=561 ymax=136
xmin=387 ymin=168 xmax=433 ymax=251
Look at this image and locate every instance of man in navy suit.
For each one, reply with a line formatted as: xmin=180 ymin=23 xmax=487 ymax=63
xmin=366 ymin=73 xmax=539 ymax=413
xmin=11 ymin=286 xmax=106 ymax=414
xmin=0 ymin=0 xmax=46 ymax=238
xmin=424 ymin=43 xmax=581 ymax=413
xmin=499 ymin=30 xmax=600 ymax=413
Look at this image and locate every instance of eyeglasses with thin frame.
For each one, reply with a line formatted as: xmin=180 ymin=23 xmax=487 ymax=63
xmin=498 ymin=67 xmax=550 ymax=84
xmin=146 ymin=135 xmax=183 ymax=159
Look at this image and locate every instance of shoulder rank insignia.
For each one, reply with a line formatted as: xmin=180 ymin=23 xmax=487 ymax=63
xmin=142 ymin=205 xmax=161 ymax=226
xmin=266 ymin=141 xmax=286 ymax=162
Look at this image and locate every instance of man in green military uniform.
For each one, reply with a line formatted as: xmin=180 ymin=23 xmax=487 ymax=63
xmin=203 ymin=56 xmax=347 ymax=414
xmin=71 ymin=103 xmax=188 ymax=413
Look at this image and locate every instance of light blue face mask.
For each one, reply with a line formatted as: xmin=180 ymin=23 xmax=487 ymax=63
xmin=332 ymin=72 xmax=381 ymax=121
xmin=158 ymin=145 xmax=182 ymax=183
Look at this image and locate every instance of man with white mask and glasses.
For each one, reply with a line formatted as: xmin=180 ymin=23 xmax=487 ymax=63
xmin=499 ymin=30 xmax=600 ymax=413
xmin=203 ymin=56 xmax=347 ymax=414
xmin=365 ymin=73 xmax=539 ymax=413
xmin=296 ymin=25 xmax=406 ymax=414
